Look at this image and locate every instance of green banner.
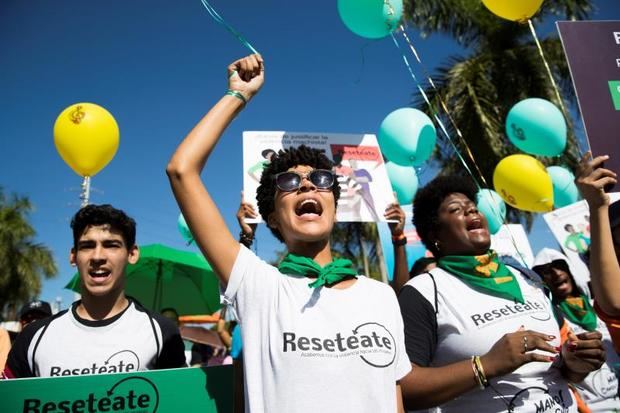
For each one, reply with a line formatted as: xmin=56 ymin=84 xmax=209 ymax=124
xmin=0 ymin=366 xmax=233 ymax=413
xmin=609 ymin=80 xmax=620 ymax=111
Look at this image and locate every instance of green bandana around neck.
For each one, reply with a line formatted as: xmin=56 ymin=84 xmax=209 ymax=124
xmin=559 ymin=295 xmax=598 ymax=331
xmin=278 ymin=253 xmax=358 ymax=289
xmin=438 ymin=251 xmax=524 ymax=304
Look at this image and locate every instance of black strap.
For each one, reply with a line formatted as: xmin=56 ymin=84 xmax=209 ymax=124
xmin=426 ymin=271 xmax=439 ymax=315
xmin=146 ymin=312 xmax=161 ymax=366
xmin=31 ymin=321 xmax=52 ymax=376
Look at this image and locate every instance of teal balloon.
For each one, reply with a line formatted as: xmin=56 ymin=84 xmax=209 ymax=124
xmin=378 ymin=108 xmax=436 ymax=166
xmin=338 ymin=0 xmax=403 ymax=39
xmin=177 ymin=213 xmax=194 ymax=245
xmin=385 ymin=161 xmax=418 ymax=205
xmin=506 ymin=98 xmax=567 ymax=156
xmin=547 ymin=166 xmax=579 ymax=208
xmin=477 ymin=189 xmax=506 ymax=234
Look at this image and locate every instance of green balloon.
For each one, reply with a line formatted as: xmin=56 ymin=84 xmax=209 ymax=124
xmin=547 ymin=166 xmax=579 ymax=208
xmin=338 ymin=0 xmax=403 ymax=39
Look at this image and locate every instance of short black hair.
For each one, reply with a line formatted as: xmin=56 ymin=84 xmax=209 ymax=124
xmin=71 ymin=204 xmax=136 ymax=249
xmin=413 ymin=175 xmax=478 ymax=256
xmin=564 ymin=224 xmax=574 ymax=232
xmin=256 ymin=145 xmax=340 ymax=242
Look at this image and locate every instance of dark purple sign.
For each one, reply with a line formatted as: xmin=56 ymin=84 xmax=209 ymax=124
xmin=558 ymin=20 xmax=620 ymax=177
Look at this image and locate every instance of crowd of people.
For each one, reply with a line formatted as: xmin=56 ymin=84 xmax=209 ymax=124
xmin=2 ymin=54 xmax=620 ymax=413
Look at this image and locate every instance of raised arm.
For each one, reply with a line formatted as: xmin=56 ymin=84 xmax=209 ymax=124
xmin=575 ymin=152 xmax=620 ymax=315
xmin=166 ymin=54 xmax=264 ymax=287
xmin=385 ymin=201 xmax=409 ymax=293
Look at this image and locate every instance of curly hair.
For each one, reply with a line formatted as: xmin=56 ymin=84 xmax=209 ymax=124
xmin=71 ymin=204 xmax=136 ymax=249
xmin=413 ymin=175 xmax=478 ymax=256
xmin=256 ymin=145 xmax=340 ymax=242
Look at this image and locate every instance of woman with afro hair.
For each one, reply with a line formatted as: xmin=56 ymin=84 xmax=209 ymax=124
xmin=397 ymin=174 xmax=605 ymax=412
xmin=167 ymin=54 xmax=410 ymax=413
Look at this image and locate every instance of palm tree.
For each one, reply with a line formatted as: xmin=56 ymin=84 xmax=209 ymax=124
xmin=0 ymin=188 xmax=57 ymax=313
xmin=330 ymin=222 xmax=386 ymax=281
xmin=402 ymin=0 xmax=593 ymax=227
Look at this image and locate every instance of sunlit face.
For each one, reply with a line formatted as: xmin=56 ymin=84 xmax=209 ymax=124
xmin=70 ymin=225 xmax=139 ymax=298
xmin=535 ymin=261 xmax=574 ymax=300
xmin=433 ymin=193 xmax=491 ymax=256
xmin=268 ymin=165 xmax=336 ymax=245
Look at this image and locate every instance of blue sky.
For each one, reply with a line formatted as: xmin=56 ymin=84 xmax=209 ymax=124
xmin=1 ymin=0 xmax=618 ymax=310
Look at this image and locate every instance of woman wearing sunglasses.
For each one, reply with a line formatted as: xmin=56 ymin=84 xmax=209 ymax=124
xmin=167 ymin=54 xmax=410 ymax=412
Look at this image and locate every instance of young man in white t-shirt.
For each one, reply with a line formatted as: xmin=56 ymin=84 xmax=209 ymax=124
xmin=167 ymin=54 xmax=410 ymax=412
xmin=4 ymin=204 xmax=186 ymax=378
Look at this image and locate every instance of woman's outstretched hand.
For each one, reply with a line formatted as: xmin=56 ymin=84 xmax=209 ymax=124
xmin=575 ymin=151 xmax=617 ymax=209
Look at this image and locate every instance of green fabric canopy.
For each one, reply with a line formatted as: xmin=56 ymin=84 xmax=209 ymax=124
xmin=65 ymin=244 xmax=220 ymax=316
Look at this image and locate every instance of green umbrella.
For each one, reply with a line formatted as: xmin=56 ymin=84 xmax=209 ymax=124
xmin=65 ymin=243 xmax=220 ymax=316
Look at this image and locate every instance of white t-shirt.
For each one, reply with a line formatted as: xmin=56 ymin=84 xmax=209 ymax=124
xmin=5 ymin=298 xmax=186 ymax=378
xmin=224 ymin=246 xmax=411 ymax=413
xmin=400 ymin=266 xmax=578 ymax=413
xmin=566 ymin=314 xmax=620 ymax=412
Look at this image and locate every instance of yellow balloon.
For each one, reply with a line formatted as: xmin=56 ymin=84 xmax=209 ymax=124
xmin=493 ymin=154 xmax=553 ymax=213
xmin=54 ymin=103 xmax=119 ymax=177
xmin=481 ymin=0 xmax=544 ymax=22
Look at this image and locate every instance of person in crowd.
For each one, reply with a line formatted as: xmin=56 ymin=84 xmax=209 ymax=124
xmin=3 ymin=204 xmax=186 ymax=378
xmin=387 ymin=201 xmax=437 ymax=292
xmin=398 ymin=175 xmax=605 ymax=412
xmin=386 ymin=200 xmax=410 ymax=293
xmin=575 ymin=152 xmax=620 ymax=343
xmin=0 ymin=326 xmax=10 ymax=373
xmin=236 ymin=191 xmax=257 ymax=249
xmin=18 ymin=300 xmax=52 ymax=330
xmin=533 ymin=248 xmax=620 ymax=412
xmin=167 ymin=53 xmax=410 ymax=412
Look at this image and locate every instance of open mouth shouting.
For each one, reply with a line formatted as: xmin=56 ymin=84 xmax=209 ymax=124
xmin=466 ymin=218 xmax=486 ymax=234
xmin=88 ymin=267 xmax=112 ymax=283
xmin=295 ymin=197 xmax=324 ymax=221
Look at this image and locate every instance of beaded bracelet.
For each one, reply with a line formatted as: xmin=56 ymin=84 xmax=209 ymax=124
xmin=239 ymin=231 xmax=254 ymax=247
xmin=226 ymin=89 xmax=247 ymax=105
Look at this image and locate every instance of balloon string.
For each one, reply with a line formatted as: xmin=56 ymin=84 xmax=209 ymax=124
xmin=392 ymin=28 xmax=525 ymax=265
xmin=526 ymin=19 xmax=583 ymax=150
xmin=397 ymin=25 xmax=490 ymax=190
xmin=199 ymin=0 xmax=259 ymax=54
xmin=389 ymin=33 xmax=478 ymax=186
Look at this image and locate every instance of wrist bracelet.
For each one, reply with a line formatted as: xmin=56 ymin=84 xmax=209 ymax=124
xmin=392 ymin=233 xmax=407 ymax=246
xmin=226 ymin=89 xmax=247 ymax=105
xmin=239 ymin=231 xmax=254 ymax=247
xmin=471 ymin=355 xmax=489 ymax=389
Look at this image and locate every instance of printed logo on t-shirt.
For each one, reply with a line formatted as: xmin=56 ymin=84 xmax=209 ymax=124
xmin=282 ymin=321 xmax=396 ymax=368
xmin=469 ymin=299 xmax=550 ymax=329
xmin=48 ymin=349 xmax=140 ymax=377
xmin=507 ymin=386 xmax=571 ymax=412
xmin=581 ymin=365 xmax=619 ymax=399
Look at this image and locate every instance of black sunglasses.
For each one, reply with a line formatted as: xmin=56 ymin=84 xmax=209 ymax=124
xmin=274 ymin=169 xmax=335 ymax=192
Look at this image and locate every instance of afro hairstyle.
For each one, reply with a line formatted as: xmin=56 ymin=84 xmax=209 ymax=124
xmin=71 ymin=204 xmax=136 ymax=249
xmin=413 ymin=175 xmax=478 ymax=256
xmin=256 ymin=145 xmax=340 ymax=243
